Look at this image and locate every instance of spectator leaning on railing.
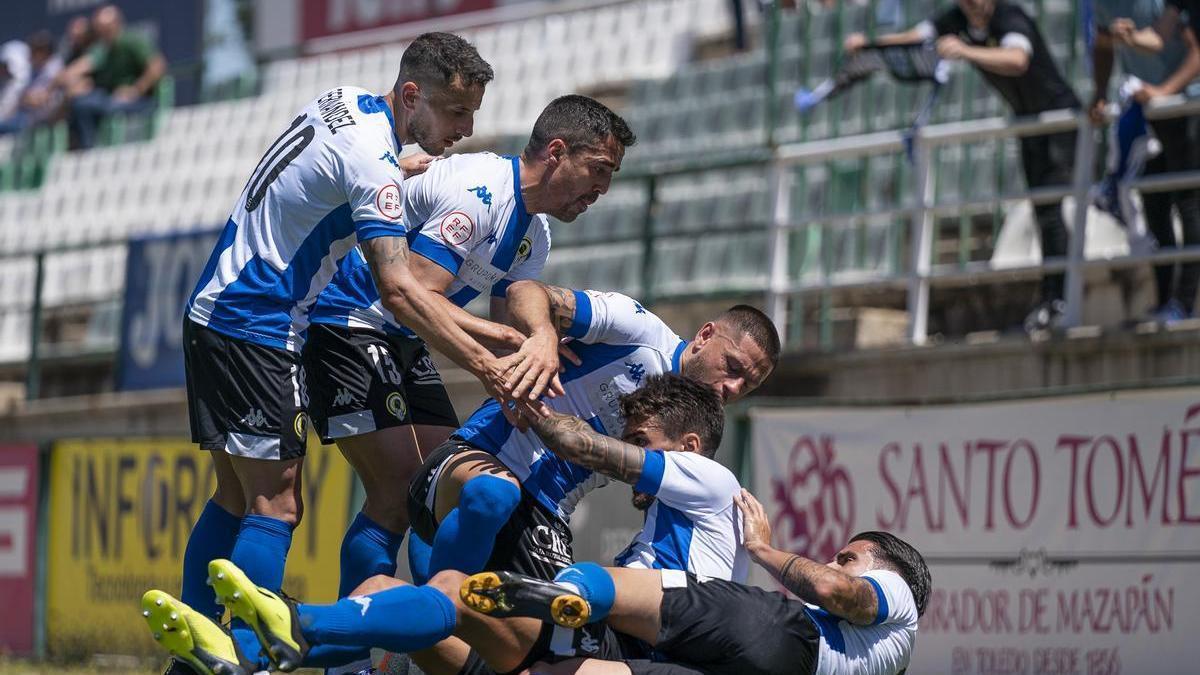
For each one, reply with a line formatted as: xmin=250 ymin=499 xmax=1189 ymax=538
xmin=1092 ymin=0 xmax=1200 ymax=324
xmin=846 ymin=0 xmax=1081 ymax=336
xmin=58 ymin=3 xmax=165 ymax=149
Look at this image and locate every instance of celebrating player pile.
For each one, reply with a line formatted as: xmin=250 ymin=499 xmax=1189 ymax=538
xmin=147 ymin=23 xmax=929 ymax=675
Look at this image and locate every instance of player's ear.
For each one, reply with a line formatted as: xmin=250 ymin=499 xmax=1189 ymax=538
xmin=679 ymin=431 xmax=704 ymax=455
xmin=693 ymin=321 xmax=716 ymax=347
xmin=546 ymin=138 xmax=568 ymax=165
xmin=399 ymin=81 xmax=420 ymax=111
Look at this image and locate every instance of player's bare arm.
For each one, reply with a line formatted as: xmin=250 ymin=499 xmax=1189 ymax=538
xmin=529 ymin=408 xmax=645 ymax=484
xmin=407 ymin=250 xmax=525 ymax=353
xmin=363 ymin=235 xmax=516 ymax=399
xmin=497 ymin=279 xmax=574 ymax=400
xmin=735 ymin=489 xmax=879 ymax=626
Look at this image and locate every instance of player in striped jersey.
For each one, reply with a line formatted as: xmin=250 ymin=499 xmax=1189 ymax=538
xmin=169 ymin=33 xmax=559 ymax=675
xmin=405 ymin=282 xmax=778 ymax=591
xmin=302 ymin=96 xmax=635 ymax=675
xmin=137 ymin=375 xmax=752 ymax=675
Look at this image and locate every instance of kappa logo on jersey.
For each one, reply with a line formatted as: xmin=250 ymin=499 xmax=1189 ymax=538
xmin=516 ymin=236 xmax=533 ymax=263
xmin=379 ymin=151 xmax=400 ymax=169
xmin=625 ymin=361 xmax=646 ymax=386
xmin=349 ymin=596 xmax=372 ymax=616
xmin=439 ymin=211 xmax=474 ymax=246
xmin=333 ymin=388 xmax=355 ymax=407
xmin=241 ymin=408 xmax=268 ymax=428
xmin=467 ymin=185 xmax=493 ymax=206
xmin=633 ymin=301 xmax=646 ymax=314
xmin=578 ymin=635 xmax=600 ymax=654
xmin=375 ymin=183 xmax=403 ymax=220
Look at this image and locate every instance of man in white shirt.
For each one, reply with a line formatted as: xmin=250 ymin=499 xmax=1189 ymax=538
xmin=463 ymin=490 xmax=930 ymax=675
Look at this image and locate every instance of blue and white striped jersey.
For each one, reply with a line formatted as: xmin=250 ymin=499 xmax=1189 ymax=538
xmin=309 ymin=152 xmax=551 ymax=335
xmin=615 ymin=450 xmax=748 ymax=582
xmin=455 ymin=290 xmax=687 ymax=521
xmin=186 ymin=87 xmax=407 ymax=351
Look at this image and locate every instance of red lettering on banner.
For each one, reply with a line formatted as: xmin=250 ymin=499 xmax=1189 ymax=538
xmin=1055 ymin=576 xmax=1173 ymax=634
xmin=1179 ymin=408 xmax=1200 ymax=522
xmin=1126 ymin=433 xmax=1170 ymax=527
xmin=1056 ymin=435 xmax=1090 ymax=529
xmin=878 ymin=442 xmax=902 ymax=528
xmin=976 ymin=439 xmax=1006 ymax=530
xmin=1085 ymin=436 xmax=1124 ymax=528
xmin=1019 ymin=589 xmax=1051 ymax=634
xmin=1004 ymin=439 xmax=1039 ymax=529
xmin=940 ymin=442 xmax=972 ymax=529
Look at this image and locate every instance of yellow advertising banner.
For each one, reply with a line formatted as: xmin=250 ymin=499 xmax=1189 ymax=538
xmin=45 ymin=438 xmax=352 ymax=657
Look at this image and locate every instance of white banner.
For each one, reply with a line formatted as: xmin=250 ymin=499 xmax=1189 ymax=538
xmin=750 ymin=387 xmax=1200 ymax=675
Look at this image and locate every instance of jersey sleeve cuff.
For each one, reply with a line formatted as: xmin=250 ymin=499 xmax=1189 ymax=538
xmin=633 ymin=449 xmax=666 ymax=495
xmin=491 ymin=279 xmax=513 ymax=298
xmin=411 ymin=235 xmax=464 ymax=275
xmin=864 ymin=575 xmax=890 ymax=625
xmin=355 ymin=220 xmax=407 ymax=242
xmin=565 ymin=289 xmax=592 ymax=339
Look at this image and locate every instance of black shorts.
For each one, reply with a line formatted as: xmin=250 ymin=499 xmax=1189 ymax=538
xmin=634 ymin=571 xmax=819 ymax=675
xmin=408 ymin=438 xmax=577 ymax=581
xmin=183 ymin=319 xmax=308 ymax=461
xmin=304 ymin=324 xmax=459 ymax=443
xmin=455 ymin=616 xmax=643 ymax=675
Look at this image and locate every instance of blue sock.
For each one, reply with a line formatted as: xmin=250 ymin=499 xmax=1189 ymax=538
xmin=430 ymin=475 xmax=520 ymax=576
xmin=407 ymin=529 xmax=433 ymax=586
xmin=182 ymin=500 xmax=241 ymax=622
xmin=554 ymin=562 xmax=615 ymax=624
xmin=297 ymin=585 xmax=456 ymax=653
xmin=303 ymin=643 xmax=374 ymax=669
xmin=230 ymin=514 xmax=294 ymax=668
xmin=339 ymin=512 xmax=404 ymax=598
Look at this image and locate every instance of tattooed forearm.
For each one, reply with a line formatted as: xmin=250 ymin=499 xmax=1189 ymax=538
xmin=776 ymin=554 xmax=878 ymax=625
xmin=543 ymin=284 xmax=577 ymax=336
xmin=531 ymin=410 xmax=645 ymax=484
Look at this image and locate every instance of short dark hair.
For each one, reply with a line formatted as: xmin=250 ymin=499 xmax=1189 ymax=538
xmin=397 ymin=32 xmax=493 ymax=92
xmin=717 ymin=305 xmax=781 ymax=369
xmin=27 ymin=30 xmax=54 ymax=55
xmin=524 ymin=94 xmax=637 ymax=157
xmin=850 ymin=531 xmax=932 ymax=617
xmin=619 ymin=373 xmax=724 ymax=458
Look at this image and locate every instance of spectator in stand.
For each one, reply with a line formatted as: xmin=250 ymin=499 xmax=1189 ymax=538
xmin=61 ymin=4 xmax=165 ymax=148
xmin=0 ymin=41 xmax=32 ymax=135
xmin=0 ymin=31 xmax=67 ymax=134
xmin=1092 ymin=0 xmax=1200 ymax=323
xmin=846 ymin=0 xmax=1081 ymax=335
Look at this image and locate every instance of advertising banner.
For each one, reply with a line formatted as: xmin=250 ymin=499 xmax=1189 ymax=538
xmin=0 ymin=444 xmax=39 ymax=656
xmin=750 ymin=388 xmax=1200 ymax=674
xmin=44 ymin=437 xmax=352 ymax=657
xmin=117 ymin=229 xmax=219 ymax=391
xmin=301 ymin=0 xmax=495 ymax=43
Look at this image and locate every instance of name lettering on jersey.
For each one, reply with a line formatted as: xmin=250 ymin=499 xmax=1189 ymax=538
xmin=625 ymin=361 xmax=646 ymax=386
xmin=375 ymin=183 xmax=403 ymax=220
xmin=462 ymin=256 xmax=503 ymax=286
xmin=439 ymin=211 xmax=475 ymax=247
xmin=379 ymin=151 xmax=400 ymax=169
xmin=316 ymin=88 xmax=357 ymax=134
xmin=467 ymin=185 xmax=493 ymax=207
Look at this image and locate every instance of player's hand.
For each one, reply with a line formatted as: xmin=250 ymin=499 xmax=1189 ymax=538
xmin=734 ymin=489 xmax=774 ymax=559
xmin=1110 ymin=18 xmax=1137 ymax=45
xmin=501 ymin=330 xmax=566 ymax=401
xmin=400 ymin=153 xmax=435 ymax=177
xmin=558 ymin=338 xmax=582 ymax=367
xmin=935 ymin=35 xmax=969 ymax=60
xmin=1089 ymin=96 xmax=1110 ymax=126
xmin=843 ymin=32 xmax=868 ymax=53
xmin=112 ymin=85 xmax=140 ymax=103
xmin=1133 ymin=83 xmax=1165 ymax=104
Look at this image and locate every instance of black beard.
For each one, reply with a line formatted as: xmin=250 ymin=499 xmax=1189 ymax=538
xmin=407 ymin=118 xmax=442 ymax=155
